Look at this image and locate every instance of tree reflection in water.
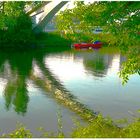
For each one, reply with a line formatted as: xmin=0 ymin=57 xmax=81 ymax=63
xmin=0 ymin=49 xmax=96 ymax=118
xmin=0 ymin=50 xmax=45 ymax=115
xmin=83 ymin=53 xmax=107 ymax=77
xmin=4 ymin=77 xmax=28 ymax=115
xmin=0 ymin=48 xmax=124 ymax=118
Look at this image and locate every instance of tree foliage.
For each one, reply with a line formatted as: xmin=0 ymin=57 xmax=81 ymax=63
xmin=0 ymin=1 xmax=42 ymax=49
xmin=56 ymin=1 xmax=140 ymax=43
xmin=56 ymin=1 xmax=140 ymax=83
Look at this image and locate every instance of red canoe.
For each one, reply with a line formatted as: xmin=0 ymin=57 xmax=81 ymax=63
xmin=72 ymin=41 xmax=102 ymax=49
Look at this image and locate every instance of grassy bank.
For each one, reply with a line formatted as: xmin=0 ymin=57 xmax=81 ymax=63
xmin=1 ymin=115 xmax=140 ymax=138
xmin=34 ymin=32 xmax=72 ymax=51
xmin=0 ymin=32 xmax=72 ymax=52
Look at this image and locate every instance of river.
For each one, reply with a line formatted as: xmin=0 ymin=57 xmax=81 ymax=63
xmin=0 ymin=48 xmax=140 ymax=136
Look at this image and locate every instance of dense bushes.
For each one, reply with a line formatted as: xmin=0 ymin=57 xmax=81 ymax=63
xmin=0 ymin=2 xmax=35 ymax=49
xmin=1 ymin=115 xmax=140 ymax=138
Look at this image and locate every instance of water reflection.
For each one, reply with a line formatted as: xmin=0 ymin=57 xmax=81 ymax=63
xmin=4 ymin=75 xmax=29 ymax=115
xmin=45 ymin=50 xmax=123 ymax=81
xmin=44 ymin=50 xmax=140 ymax=121
xmin=0 ymin=48 xmax=139 ymax=124
xmin=0 ymin=49 xmax=95 ymax=116
xmin=83 ymin=52 xmax=107 ymax=77
xmin=0 ymin=50 xmax=45 ymax=114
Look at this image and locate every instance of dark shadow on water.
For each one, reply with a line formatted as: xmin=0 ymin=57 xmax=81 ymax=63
xmin=0 ymin=46 xmax=70 ymax=115
xmin=0 ymin=45 xmax=124 ymax=119
xmin=0 ymin=45 xmax=97 ymax=119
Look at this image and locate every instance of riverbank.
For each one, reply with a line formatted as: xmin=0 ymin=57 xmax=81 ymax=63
xmin=35 ymin=32 xmax=72 ymax=51
xmin=1 ymin=114 xmax=140 ymax=138
xmin=0 ymin=32 xmax=72 ymax=52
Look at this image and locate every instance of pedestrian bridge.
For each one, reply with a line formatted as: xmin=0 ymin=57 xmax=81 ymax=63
xmin=28 ymin=0 xmax=84 ymax=33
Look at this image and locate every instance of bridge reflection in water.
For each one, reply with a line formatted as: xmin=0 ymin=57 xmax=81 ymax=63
xmin=0 ymin=49 xmax=124 ymax=116
xmin=1 ymin=49 xmax=140 ymax=135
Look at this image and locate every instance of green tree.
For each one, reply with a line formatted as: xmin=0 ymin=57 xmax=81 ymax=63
xmin=56 ymin=1 xmax=140 ymax=83
xmin=0 ymin=1 xmax=43 ymax=49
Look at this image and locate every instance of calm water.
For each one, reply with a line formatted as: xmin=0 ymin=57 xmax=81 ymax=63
xmin=0 ymin=48 xmax=140 ymax=135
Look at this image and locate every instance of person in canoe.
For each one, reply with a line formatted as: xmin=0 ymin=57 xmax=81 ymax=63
xmin=72 ymin=40 xmax=102 ymax=49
